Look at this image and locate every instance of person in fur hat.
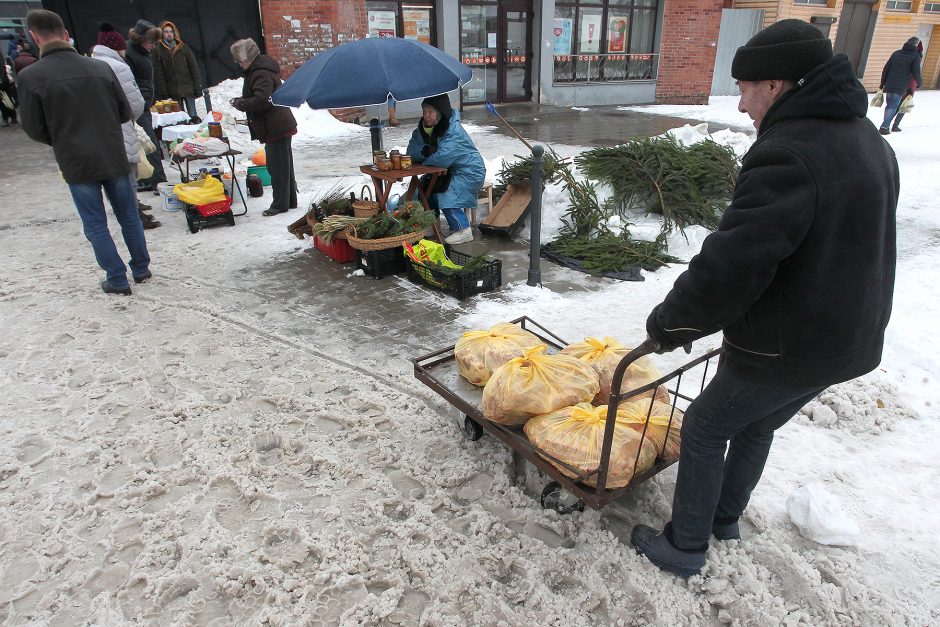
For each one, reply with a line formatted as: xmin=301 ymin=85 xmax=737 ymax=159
xmin=126 ymin=19 xmax=166 ymax=192
xmin=405 ymin=93 xmax=484 ymax=244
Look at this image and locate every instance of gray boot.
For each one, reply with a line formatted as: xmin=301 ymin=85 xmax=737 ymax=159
xmin=631 ymin=524 xmax=706 ymax=578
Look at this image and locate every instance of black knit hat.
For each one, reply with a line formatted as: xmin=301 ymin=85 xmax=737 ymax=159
xmin=132 ymin=19 xmax=156 ymax=36
xmin=731 ymin=19 xmax=833 ymax=81
xmin=421 ymin=94 xmax=452 ymax=120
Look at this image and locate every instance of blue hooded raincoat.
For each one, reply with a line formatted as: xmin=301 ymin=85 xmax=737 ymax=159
xmin=406 ymin=109 xmax=485 ymax=212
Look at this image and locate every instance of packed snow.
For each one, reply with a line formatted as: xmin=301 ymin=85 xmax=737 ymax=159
xmin=0 ymin=80 xmax=937 ymax=624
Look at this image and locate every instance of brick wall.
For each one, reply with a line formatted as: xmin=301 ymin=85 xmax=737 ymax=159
xmin=260 ymin=0 xmax=367 ymax=121
xmin=656 ymin=0 xmax=725 ymax=104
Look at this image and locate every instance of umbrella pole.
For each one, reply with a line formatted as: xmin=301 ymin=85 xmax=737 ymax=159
xmin=370 ymin=118 xmax=383 ymax=152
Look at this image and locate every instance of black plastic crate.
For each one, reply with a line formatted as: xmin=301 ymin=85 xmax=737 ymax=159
xmin=356 ymin=246 xmax=408 ymax=279
xmin=406 ymin=249 xmax=502 ymax=299
xmin=184 ymin=204 xmax=234 ymax=233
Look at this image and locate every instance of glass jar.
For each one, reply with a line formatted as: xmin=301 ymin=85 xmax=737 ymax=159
xmin=389 ymin=150 xmax=401 ymax=170
xmin=400 ymin=155 xmax=412 ymax=170
xmin=208 ymin=122 xmax=223 ymax=138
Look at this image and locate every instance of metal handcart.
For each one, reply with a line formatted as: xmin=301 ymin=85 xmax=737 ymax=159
xmin=412 ymin=316 xmax=722 ymax=513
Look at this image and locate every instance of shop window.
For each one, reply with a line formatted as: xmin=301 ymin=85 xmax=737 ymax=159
xmin=794 ymin=0 xmax=829 ymax=5
xmin=553 ymin=0 xmax=660 ymax=84
xmin=459 ymin=1 xmax=498 ymax=103
xmin=925 ymin=2 xmax=940 ymax=11
xmin=365 ymin=1 xmax=436 ymax=46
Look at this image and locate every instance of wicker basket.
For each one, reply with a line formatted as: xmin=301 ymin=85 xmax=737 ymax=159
xmin=307 ymin=217 xmax=350 ymax=241
xmin=353 ymin=185 xmax=380 ymax=219
xmin=345 ymin=228 xmax=427 ymax=251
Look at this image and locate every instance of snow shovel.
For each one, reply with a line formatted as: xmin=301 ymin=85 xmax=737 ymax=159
xmin=485 ymin=101 xmax=533 ymax=151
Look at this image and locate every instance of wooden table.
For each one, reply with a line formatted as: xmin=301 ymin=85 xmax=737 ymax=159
xmin=359 ymin=163 xmax=447 ymax=242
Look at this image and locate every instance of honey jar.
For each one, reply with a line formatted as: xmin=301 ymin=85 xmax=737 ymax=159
xmin=389 ymin=149 xmax=401 ymax=170
xmin=376 ymin=157 xmax=393 ymax=172
xmin=373 ymin=150 xmax=387 ymax=166
xmin=400 ymin=155 xmax=412 ymax=170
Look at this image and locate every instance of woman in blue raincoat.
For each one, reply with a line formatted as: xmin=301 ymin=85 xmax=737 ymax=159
xmin=406 ymin=94 xmax=485 ymax=244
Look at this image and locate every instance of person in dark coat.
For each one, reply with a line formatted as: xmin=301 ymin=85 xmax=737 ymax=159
xmin=229 ymin=38 xmax=297 ymax=216
xmin=879 ymin=37 xmax=922 ymax=135
xmin=0 ymin=48 xmax=15 ymax=127
xmin=631 ymin=19 xmax=897 ymax=578
xmin=884 ymin=38 xmax=923 ymax=133
xmin=126 ymin=19 xmax=167 ymax=192
xmin=154 ymin=20 xmax=202 ymax=120
xmin=13 ymin=39 xmax=38 ymax=74
xmin=18 ymin=9 xmax=151 ymax=295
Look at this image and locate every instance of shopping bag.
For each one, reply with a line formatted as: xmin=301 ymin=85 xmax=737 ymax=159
xmin=0 ymin=90 xmax=13 ymax=110
xmin=869 ymin=89 xmax=884 ymax=108
xmin=898 ymin=94 xmax=914 ymax=114
xmin=174 ymin=176 xmax=226 ymax=205
xmin=136 ymin=146 xmax=154 ymax=180
xmin=454 ymin=322 xmax=543 ymax=386
xmin=403 ymin=239 xmax=461 ymax=269
xmin=560 ymin=336 xmax=669 ymax=405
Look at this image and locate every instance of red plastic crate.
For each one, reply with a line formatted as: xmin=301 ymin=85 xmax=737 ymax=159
xmin=314 ymin=234 xmax=356 ymax=264
xmin=195 ymin=196 xmax=233 ymax=217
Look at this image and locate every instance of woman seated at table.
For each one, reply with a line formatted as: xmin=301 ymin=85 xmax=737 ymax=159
xmin=406 ymin=94 xmax=484 ymax=245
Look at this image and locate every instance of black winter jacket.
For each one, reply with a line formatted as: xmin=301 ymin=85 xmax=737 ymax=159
xmin=239 ymin=55 xmax=296 ymax=144
xmin=154 ymin=21 xmax=202 ymax=100
xmin=18 ymin=41 xmax=132 ymax=184
xmin=648 ymin=54 xmax=897 ymax=387
xmin=125 ymin=40 xmax=155 ymax=106
xmin=880 ymin=41 xmax=922 ymax=94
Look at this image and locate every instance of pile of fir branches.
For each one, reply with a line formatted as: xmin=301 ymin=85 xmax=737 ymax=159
xmin=311 ymin=182 xmax=354 ymax=222
xmin=354 ymin=202 xmax=436 ymax=239
xmin=493 ymin=147 xmax=569 ymax=203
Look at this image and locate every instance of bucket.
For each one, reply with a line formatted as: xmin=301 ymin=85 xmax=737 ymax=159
xmin=247 ymin=165 xmax=271 ymax=186
xmin=157 ymin=182 xmax=184 ymax=212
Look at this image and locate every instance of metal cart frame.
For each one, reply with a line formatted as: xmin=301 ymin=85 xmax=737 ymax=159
xmin=412 ymin=316 xmax=722 ymax=512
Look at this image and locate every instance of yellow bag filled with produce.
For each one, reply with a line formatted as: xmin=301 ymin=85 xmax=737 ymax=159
xmin=615 ymin=399 xmax=683 ymax=462
xmin=173 ymin=176 xmax=226 ymax=206
xmin=561 ymin=336 xmax=669 ymax=405
xmin=524 ymin=403 xmax=656 ymax=488
xmin=455 ymin=323 xmax=543 ymax=386
xmin=482 ymin=345 xmax=600 ymax=426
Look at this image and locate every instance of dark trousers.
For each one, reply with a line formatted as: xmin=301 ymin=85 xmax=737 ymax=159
xmin=266 ymin=135 xmax=297 ymax=211
xmin=670 ymin=363 xmax=826 ymax=550
xmin=136 ymin=110 xmax=167 ymax=185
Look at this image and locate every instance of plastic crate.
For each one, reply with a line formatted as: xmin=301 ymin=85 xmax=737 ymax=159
xmin=356 ymin=246 xmax=407 ymax=279
xmin=185 ymin=196 xmax=234 ymax=233
xmin=314 ymin=234 xmax=356 ymax=264
xmin=406 ymin=249 xmax=502 ymax=299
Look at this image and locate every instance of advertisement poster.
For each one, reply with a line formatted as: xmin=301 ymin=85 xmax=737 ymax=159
xmin=579 ymin=13 xmax=602 ymax=53
xmin=607 ymin=16 xmax=628 ymax=53
xmin=367 ymin=10 xmax=397 ymax=38
xmin=552 ymin=18 xmax=572 ymax=56
xmin=402 ymin=9 xmax=431 ymax=44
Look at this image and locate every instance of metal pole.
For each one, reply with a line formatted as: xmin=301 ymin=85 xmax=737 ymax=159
xmin=203 ymin=88 xmax=212 ymax=115
xmin=369 ymin=118 xmax=383 ymax=152
xmin=527 ymin=145 xmax=544 ymax=287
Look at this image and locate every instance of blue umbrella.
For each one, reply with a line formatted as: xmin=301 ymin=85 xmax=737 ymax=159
xmin=272 ymin=38 xmax=472 ymax=109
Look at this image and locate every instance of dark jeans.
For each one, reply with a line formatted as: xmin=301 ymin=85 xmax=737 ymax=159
xmin=136 ymin=110 xmax=167 ymax=185
xmin=178 ymin=96 xmax=198 ymax=119
xmin=670 ymin=363 xmax=826 ymax=550
xmin=266 ymin=135 xmax=297 ymax=211
xmin=68 ymin=174 xmax=150 ymax=289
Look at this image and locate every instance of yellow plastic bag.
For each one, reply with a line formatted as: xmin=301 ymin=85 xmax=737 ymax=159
xmin=404 ymin=239 xmax=461 ymax=269
xmin=870 ymin=89 xmax=884 ymax=108
xmin=524 ymin=403 xmax=656 ymax=488
xmin=898 ymin=94 xmax=914 ymax=114
xmin=615 ymin=399 xmax=683 ymax=462
xmin=561 ymin=336 xmax=669 ymax=405
xmin=174 ymin=176 xmax=226 ymax=206
xmin=455 ymin=323 xmax=543 ymax=386
xmin=482 ymin=345 xmax=600 ymax=426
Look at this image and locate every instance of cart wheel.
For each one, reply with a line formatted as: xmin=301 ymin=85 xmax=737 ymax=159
xmin=226 ymin=212 xmax=235 ymax=226
xmin=462 ymin=416 xmax=484 ymax=441
xmin=186 ymin=213 xmax=198 ymax=233
xmin=540 ymin=481 xmax=585 ymax=514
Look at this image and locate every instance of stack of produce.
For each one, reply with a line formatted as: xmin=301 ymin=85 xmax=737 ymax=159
xmin=454 ymin=323 xmax=543 ymax=386
xmin=560 ymin=336 xmax=669 ymax=405
xmin=482 ymin=345 xmax=599 ymax=426
xmin=524 ymin=403 xmax=656 ymax=488
xmin=615 ymin=399 xmax=683 ymax=462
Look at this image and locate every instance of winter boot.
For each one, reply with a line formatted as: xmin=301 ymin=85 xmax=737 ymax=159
xmin=101 ymin=280 xmax=132 ymax=296
xmin=140 ymin=210 xmax=161 ymax=229
xmin=712 ymin=517 xmax=741 ymax=541
xmin=631 ymin=524 xmax=707 ymax=578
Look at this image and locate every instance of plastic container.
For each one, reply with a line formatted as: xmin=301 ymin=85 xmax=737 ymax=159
xmin=406 ymin=249 xmax=502 ymax=299
xmin=185 ymin=196 xmax=235 ymax=233
xmin=356 ymin=247 xmax=407 ymax=279
xmin=314 ymin=235 xmax=356 ymax=264
xmin=157 ymin=182 xmax=184 ymax=212
xmin=247 ymin=165 xmax=271 ymax=186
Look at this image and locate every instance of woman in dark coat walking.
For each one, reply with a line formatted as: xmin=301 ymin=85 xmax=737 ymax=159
xmin=154 ymin=20 xmax=202 ymax=120
xmin=229 ymin=38 xmax=297 ymax=216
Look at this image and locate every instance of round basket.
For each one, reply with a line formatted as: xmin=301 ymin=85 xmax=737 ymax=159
xmin=345 ymin=228 xmax=427 ymax=251
xmin=353 ymin=184 xmax=379 ymax=219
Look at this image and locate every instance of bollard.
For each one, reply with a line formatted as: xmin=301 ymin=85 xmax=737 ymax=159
xmin=369 ymin=118 xmax=383 ymax=152
xmin=202 ymin=88 xmax=212 ymax=116
xmin=527 ymin=145 xmax=544 ymax=287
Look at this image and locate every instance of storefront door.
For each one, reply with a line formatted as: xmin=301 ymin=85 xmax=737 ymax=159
xmin=460 ymin=0 xmax=532 ymax=104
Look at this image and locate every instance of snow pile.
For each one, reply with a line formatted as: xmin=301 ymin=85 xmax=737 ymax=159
xmin=795 ymin=375 xmax=918 ymax=435
xmin=620 ymin=95 xmax=754 ymax=129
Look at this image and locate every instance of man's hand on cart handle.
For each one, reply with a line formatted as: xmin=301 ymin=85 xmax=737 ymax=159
xmin=645 ymin=336 xmax=693 ymax=355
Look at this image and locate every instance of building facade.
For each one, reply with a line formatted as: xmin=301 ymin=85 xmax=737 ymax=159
xmin=259 ymin=0 xmax=724 ymax=110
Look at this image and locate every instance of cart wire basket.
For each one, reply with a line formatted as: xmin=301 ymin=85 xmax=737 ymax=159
xmin=412 ymin=316 xmax=723 ymax=513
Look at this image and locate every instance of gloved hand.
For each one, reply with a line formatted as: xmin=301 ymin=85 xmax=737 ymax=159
xmin=646 ymin=306 xmax=693 ymax=355
xmin=421 ymin=144 xmax=437 ymax=158
xmin=229 ymin=97 xmax=244 ymax=111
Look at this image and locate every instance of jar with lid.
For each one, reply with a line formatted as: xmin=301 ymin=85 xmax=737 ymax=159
xmin=208 ymin=122 xmax=223 ymax=138
xmin=400 ymin=155 xmax=412 ymax=170
xmin=389 ymin=149 xmax=401 ymax=170
xmin=373 ymin=150 xmax=387 ymax=166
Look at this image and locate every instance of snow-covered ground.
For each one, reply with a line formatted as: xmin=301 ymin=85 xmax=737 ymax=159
xmin=0 ymin=84 xmax=937 ymax=624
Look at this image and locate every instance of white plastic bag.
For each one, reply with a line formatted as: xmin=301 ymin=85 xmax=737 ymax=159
xmin=786 ymin=482 xmax=860 ymax=546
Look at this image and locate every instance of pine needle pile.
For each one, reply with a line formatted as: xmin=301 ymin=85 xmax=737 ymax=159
xmin=354 ymin=202 xmax=436 ymax=240
xmin=311 ymin=183 xmax=354 ymax=222
xmin=556 ymin=168 xmax=611 ymax=239
xmin=574 ymin=136 xmax=739 ymax=232
xmin=493 ymin=148 xmax=568 ymax=203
